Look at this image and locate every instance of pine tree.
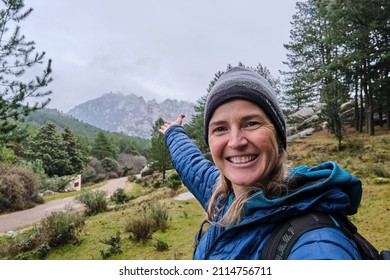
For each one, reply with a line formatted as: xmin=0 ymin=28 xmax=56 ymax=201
xmin=185 ymin=94 xmax=208 ymax=154
xmin=149 ymin=118 xmax=172 ymax=180
xmin=62 ymin=127 xmax=83 ymax=175
xmin=0 ymin=0 xmax=52 ymax=144
xmin=92 ymin=132 xmax=115 ymax=160
xmin=26 ymin=123 xmax=70 ymax=177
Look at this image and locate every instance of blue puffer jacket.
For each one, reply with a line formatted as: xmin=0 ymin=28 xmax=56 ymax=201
xmin=165 ymin=125 xmax=363 ymax=260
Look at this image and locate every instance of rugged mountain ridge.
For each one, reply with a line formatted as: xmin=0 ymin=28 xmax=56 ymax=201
xmin=67 ymin=92 xmax=195 ymax=139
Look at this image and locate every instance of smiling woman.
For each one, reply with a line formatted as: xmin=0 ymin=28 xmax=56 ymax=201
xmin=207 ymin=100 xmax=280 ymax=198
xmin=159 ymin=66 xmax=364 ymax=260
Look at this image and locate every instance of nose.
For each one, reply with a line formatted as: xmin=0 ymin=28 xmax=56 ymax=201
xmin=228 ymin=128 xmax=247 ymax=149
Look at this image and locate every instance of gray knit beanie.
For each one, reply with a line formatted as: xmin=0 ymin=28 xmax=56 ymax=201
xmin=204 ymin=66 xmax=287 ymax=149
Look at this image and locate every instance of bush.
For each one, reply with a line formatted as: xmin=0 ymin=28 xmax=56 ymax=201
xmin=125 ymin=200 xmax=170 ymax=243
xmin=81 ymin=165 xmax=96 ymax=184
xmin=76 ymin=190 xmax=108 ymax=216
xmin=39 ymin=210 xmax=85 ymax=247
xmin=0 ymin=164 xmax=42 ymax=212
xmin=148 ymin=201 xmax=170 ymax=232
xmin=99 ymin=231 xmax=123 ymax=259
xmin=153 ymin=180 xmax=162 ymax=189
xmin=4 ymin=209 xmax=84 ymax=259
xmin=101 ymin=157 xmax=118 ymax=172
xmin=344 ymin=136 xmax=364 ymax=152
xmin=111 ymin=188 xmax=130 ymax=204
xmin=39 ymin=175 xmax=71 ymax=193
xmin=166 ymin=171 xmax=182 ymax=191
xmin=0 ymin=146 xmax=18 ymax=164
xmin=125 ymin=213 xmax=154 ymax=243
xmin=155 ymin=238 xmax=169 ymax=252
xmin=105 ymin=171 xmax=119 ymax=179
xmin=94 ymin=173 xmax=107 ymax=183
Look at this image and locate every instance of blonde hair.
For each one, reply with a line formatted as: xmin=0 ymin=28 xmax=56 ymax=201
xmin=207 ymin=147 xmax=289 ymax=227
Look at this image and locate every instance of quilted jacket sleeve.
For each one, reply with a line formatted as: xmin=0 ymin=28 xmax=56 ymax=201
xmin=288 ymin=227 xmax=362 ymax=260
xmin=164 ymin=125 xmax=220 ymax=210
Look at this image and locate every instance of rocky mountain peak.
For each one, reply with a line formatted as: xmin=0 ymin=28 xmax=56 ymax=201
xmin=67 ymin=92 xmax=195 ymax=139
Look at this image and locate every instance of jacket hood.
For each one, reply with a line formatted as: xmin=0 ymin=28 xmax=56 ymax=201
xmin=242 ymin=161 xmax=362 ymax=222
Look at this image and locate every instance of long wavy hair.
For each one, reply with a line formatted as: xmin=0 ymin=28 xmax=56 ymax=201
xmin=207 ymin=146 xmax=289 ymax=227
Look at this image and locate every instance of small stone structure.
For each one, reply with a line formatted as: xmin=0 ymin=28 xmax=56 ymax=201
xmin=64 ymin=174 xmax=81 ymax=192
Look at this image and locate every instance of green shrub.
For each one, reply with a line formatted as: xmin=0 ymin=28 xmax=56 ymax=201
xmin=155 ymin=238 xmax=169 ymax=252
xmin=76 ymin=190 xmax=108 ymax=216
xmin=344 ymin=136 xmax=364 ymax=153
xmin=0 ymin=146 xmax=18 ymax=164
xmin=153 ymin=180 xmax=162 ymax=189
xmin=101 ymin=158 xmax=118 ymax=172
xmin=0 ymin=164 xmax=42 ymax=212
xmin=364 ymin=163 xmax=390 ymax=178
xmin=39 ymin=175 xmax=71 ymax=193
xmin=99 ymin=231 xmax=123 ymax=259
xmin=110 ymin=188 xmax=130 ymax=204
xmin=38 ymin=210 xmax=85 ymax=247
xmin=166 ymin=171 xmax=182 ymax=191
xmin=4 ymin=209 xmax=84 ymax=259
xmin=36 ymin=243 xmax=51 ymax=259
xmin=148 ymin=201 xmax=170 ymax=232
xmin=125 ymin=214 xmax=154 ymax=243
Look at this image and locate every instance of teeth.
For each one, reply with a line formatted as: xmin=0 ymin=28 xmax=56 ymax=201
xmin=229 ymin=155 xmax=257 ymax=164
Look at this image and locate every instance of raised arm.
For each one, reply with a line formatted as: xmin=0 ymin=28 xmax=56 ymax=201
xmin=160 ymin=115 xmax=220 ymax=209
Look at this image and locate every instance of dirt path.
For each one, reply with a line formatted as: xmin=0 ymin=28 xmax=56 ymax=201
xmin=0 ymin=176 xmax=131 ymax=235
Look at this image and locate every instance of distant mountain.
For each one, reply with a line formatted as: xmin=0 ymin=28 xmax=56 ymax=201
xmin=66 ymin=92 xmax=196 ymax=138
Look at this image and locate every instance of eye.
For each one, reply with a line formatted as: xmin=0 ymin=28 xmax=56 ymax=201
xmin=211 ymin=126 xmax=227 ymax=135
xmin=244 ymin=121 xmax=260 ymax=129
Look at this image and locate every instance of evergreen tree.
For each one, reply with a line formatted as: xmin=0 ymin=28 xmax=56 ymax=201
xmin=26 ymin=123 xmax=70 ymax=177
xmin=284 ymin=0 xmax=390 ymax=136
xmin=92 ymin=132 xmax=115 ymax=160
xmin=62 ymin=127 xmax=83 ymax=175
xmin=0 ymin=0 xmax=52 ymax=145
xmin=185 ymin=94 xmax=209 ymax=154
xmin=282 ymin=0 xmax=327 ymax=111
xmin=149 ymin=118 xmax=172 ymax=180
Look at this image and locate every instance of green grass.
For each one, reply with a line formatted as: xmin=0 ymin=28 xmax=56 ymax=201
xmin=45 ymin=191 xmax=205 ymax=260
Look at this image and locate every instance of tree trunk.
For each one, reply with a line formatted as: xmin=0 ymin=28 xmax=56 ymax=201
xmin=354 ymin=79 xmax=359 ymax=131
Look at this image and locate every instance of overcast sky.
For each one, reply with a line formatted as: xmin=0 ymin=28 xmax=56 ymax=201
xmin=22 ymin=0 xmax=298 ymax=112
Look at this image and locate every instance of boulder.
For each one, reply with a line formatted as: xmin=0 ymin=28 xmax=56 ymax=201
xmin=140 ymin=166 xmax=153 ymax=177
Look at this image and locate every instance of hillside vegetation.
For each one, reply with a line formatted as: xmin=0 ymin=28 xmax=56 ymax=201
xmin=1 ymin=128 xmax=389 ymax=260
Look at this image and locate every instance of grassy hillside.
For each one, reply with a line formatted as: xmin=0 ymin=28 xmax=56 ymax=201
xmin=2 ymin=127 xmax=389 ymax=259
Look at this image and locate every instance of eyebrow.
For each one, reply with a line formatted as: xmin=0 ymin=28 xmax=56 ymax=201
xmin=209 ymin=113 xmax=266 ymax=127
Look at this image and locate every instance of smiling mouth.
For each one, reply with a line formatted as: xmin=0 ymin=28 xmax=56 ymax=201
xmin=227 ymin=155 xmax=258 ymax=164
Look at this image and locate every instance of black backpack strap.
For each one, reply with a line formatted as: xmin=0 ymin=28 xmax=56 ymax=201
xmin=261 ymin=212 xmax=338 ymax=260
xmin=193 ymin=218 xmax=210 ymax=256
xmin=334 ymin=214 xmax=381 ymax=260
xmin=261 ymin=211 xmax=387 ymax=260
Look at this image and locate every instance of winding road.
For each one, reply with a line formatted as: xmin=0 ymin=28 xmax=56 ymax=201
xmin=0 ymin=176 xmax=131 ymax=235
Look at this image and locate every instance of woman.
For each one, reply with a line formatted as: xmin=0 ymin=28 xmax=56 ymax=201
xmin=159 ymin=66 xmax=362 ymax=260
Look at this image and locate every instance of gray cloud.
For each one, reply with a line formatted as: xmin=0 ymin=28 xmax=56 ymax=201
xmin=23 ymin=0 xmax=297 ymax=112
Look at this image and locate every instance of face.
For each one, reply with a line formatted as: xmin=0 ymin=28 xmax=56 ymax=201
xmin=208 ymin=99 xmax=279 ymax=195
